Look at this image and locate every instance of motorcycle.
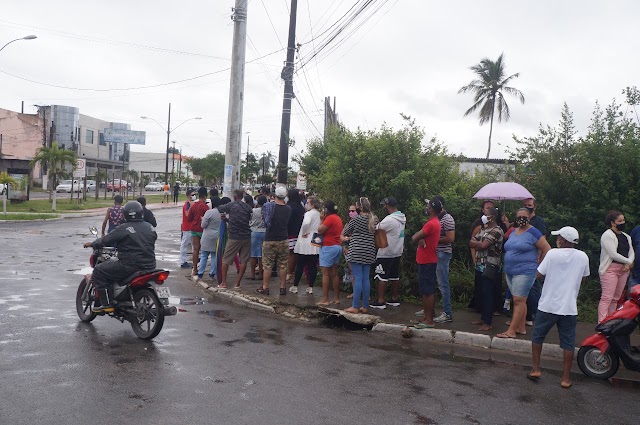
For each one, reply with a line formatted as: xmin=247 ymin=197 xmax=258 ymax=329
xmin=577 ymin=284 xmax=640 ymax=379
xmin=75 ymin=226 xmax=177 ymax=339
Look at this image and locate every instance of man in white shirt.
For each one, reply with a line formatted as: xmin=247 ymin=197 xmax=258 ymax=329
xmin=528 ymin=226 xmax=589 ymax=389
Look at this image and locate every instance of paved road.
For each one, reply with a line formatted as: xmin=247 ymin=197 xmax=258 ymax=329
xmin=0 ymin=211 xmax=637 ymax=425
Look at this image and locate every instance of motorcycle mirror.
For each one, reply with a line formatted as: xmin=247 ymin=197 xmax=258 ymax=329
xmin=89 ymin=226 xmax=98 ymax=236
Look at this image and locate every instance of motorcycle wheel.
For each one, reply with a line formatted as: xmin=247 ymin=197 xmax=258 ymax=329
xmin=577 ymin=345 xmax=620 ymax=379
xmin=76 ymin=277 xmax=97 ymax=323
xmin=130 ymin=289 xmax=165 ymax=340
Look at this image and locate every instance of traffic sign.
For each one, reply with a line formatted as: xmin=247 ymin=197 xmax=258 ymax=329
xmin=73 ymin=159 xmax=86 ymax=178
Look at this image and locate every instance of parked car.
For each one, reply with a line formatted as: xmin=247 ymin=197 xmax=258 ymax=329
xmin=56 ymin=179 xmax=96 ymax=193
xmin=144 ymin=181 xmax=164 ymax=191
xmin=0 ymin=183 xmax=6 ymax=196
xmin=106 ymin=180 xmax=130 ymax=192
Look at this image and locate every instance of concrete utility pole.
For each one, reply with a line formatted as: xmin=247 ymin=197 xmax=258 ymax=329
xmin=171 ymin=140 xmax=176 ymax=181
xmin=164 ymin=103 xmax=171 ymax=184
xmin=223 ymin=0 xmax=248 ymax=198
xmin=277 ymin=0 xmax=298 ymax=185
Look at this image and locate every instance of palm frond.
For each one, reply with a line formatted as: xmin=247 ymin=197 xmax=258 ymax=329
xmin=463 ymin=98 xmax=486 ymax=117
xmin=502 ymin=85 xmax=525 ymax=104
xmin=495 ymin=92 xmax=511 ymax=122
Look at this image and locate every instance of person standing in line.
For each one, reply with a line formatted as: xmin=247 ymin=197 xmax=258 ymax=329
xmin=249 ymin=195 xmax=267 ymax=280
xmin=217 ymin=189 xmax=253 ymax=289
xmin=286 ymin=189 xmax=306 ymax=285
xmin=469 ymin=207 xmax=504 ymax=331
xmin=136 ymin=196 xmax=157 ymax=228
xmin=433 ymin=195 xmax=456 ymax=323
xmin=291 ymin=197 xmax=322 ymax=294
xmin=370 ymin=197 xmax=406 ymax=309
xmin=468 ymin=200 xmax=496 ymax=311
xmin=316 ymin=200 xmax=343 ymax=306
xmin=598 ymin=210 xmax=634 ymax=323
xmin=101 ymin=194 xmax=125 ymax=236
xmin=187 ymin=187 xmax=210 ymax=278
xmin=162 ymin=182 xmax=170 ymax=203
xmin=173 ymin=182 xmax=180 ymax=204
xmin=522 ymin=198 xmax=547 ymax=325
xmin=344 ymin=204 xmax=359 ymax=299
xmin=342 ymin=197 xmax=378 ymax=314
xmin=410 ymin=199 xmax=442 ymax=328
xmin=257 ymin=186 xmax=291 ymax=295
xmin=180 ymin=189 xmax=195 ymax=269
xmin=528 ymin=227 xmax=589 ymax=389
xmin=197 ymin=202 xmax=222 ymax=280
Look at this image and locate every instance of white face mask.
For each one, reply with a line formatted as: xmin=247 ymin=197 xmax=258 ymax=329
xmin=284 ymin=196 xmax=289 ymax=203
xmin=191 ymin=195 xmax=197 ymax=201
xmin=481 ymin=215 xmax=489 ymax=225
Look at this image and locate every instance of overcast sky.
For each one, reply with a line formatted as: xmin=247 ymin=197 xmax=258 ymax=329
xmin=1 ymin=0 xmax=639 ymax=162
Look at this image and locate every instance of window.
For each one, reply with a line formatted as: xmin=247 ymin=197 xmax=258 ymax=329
xmin=99 ymin=132 xmax=106 ymax=146
xmin=86 ymin=129 xmax=94 ymax=144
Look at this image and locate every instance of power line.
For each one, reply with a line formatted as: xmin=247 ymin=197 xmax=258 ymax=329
xmin=260 ymin=0 xmax=285 ymax=49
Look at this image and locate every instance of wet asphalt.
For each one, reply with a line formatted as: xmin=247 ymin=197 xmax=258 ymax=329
xmin=0 ymin=210 xmax=638 ymax=425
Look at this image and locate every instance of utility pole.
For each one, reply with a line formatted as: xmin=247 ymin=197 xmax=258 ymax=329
xmin=277 ymin=0 xmax=298 ymax=185
xmin=171 ymin=140 xmax=176 ymax=182
xmin=223 ymin=0 xmax=248 ymax=198
xmin=178 ymin=146 xmax=183 ymax=179
xmin=164 ymin=103 xmax=171 ymax=184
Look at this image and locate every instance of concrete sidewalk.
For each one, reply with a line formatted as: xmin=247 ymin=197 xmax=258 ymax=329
xmin=174 ymin=266 xmax=638 ymax=360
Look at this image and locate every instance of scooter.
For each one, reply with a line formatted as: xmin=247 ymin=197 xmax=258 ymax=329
xmin=75 ymin=226 xmax=177 ymax=339
xmin=577 ymin=285 xmax=640 ymax=379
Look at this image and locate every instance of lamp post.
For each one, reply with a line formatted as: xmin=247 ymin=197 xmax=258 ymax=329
xmin=141 ymin=103 xmax=201 ymax=184
xmin=0 ymin=35 xmax=37 ymax=53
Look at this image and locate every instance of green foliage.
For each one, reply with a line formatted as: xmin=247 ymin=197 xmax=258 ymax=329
xmin=30 ymin=143 xmax=77 ymax=193
xmin=0 ymin=171 xmax=16 ymax=185
xmin=188 ymin=152 xmax=225 ymax=185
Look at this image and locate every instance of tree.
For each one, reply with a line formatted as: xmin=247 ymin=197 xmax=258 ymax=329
xmin=188 ymin=152 xmax=225 ymax=185
xmin=125 ymin=170 xmax=140 ymax=198
xmin=0 ymin=171 xmax=16 ymax=216
xmin=241 ymin=153 xmax=260 ymax=185
xmin=258 ymin=151 xmax=276 ymax=184
xmin=459 ymin=53 xmax=525 ymax=159
xmin=94 ymin=169 xmax=109 ymax=200
xmin=30 ymin=143 xmax=77 ymax=211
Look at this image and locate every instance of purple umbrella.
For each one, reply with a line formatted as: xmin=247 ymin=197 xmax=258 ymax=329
xmin=473 ymin=182 xmax=534 ymax=201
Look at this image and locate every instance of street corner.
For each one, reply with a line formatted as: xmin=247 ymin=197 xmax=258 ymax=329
xmin=453 ymin=331 xmax=492 ymax=349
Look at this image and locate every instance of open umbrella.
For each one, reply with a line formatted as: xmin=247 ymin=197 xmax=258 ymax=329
xmin=472 ymin=182 xmax=534 ymax=201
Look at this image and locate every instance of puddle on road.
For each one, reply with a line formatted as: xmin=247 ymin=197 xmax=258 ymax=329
xmin=199 ymin=309 xmax=236 ymax=323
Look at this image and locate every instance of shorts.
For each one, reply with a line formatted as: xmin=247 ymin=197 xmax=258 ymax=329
xmin=417 ymin=263 xmax=437 ymax=296
xmin=288 ymin=236 xmax=298 ymax=251
xmin=319 ymin=245 xmax=342 ymax=267
xmin=262 ymin=240 xmax=289 ymax=271
xmin=505 ymin=273 xmax=536 ymax=297
xmin=531 ymin=310 xmax=577 ymax=351
xmin=374 ymin=257 xmax=401 ymax=281
xmin=191 ymin=231 xmax=203 ymax=238
xmin=251 ymin=231 xmax=266 ymax=258
xmin=222 ymin=238 xmax=251 ymax=265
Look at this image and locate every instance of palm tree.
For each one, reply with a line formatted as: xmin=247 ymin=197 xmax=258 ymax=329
xmin=258 ymin=151 xmax=276 ymax=184
xmin=0 ymin=171 xmax=16 ymax=216
xmin=458 ymin=53 xmax=525 ymax=159
xmin=125 ymin=170 xmax=139 ymax=198
xmin=30 ymin=143 xmax=77 ymax=211
xmin=94 ymin=169 xmax=109 ymax=200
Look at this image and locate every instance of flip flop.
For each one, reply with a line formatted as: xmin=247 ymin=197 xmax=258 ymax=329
xmin=496 ymin=333 xmax=516 ymax=339
xmin=216 ymin=285 xmax=228 ymax=289
xmin=527 ymin=373 xmax=541 ymax=382
xmin=409 ymin=319 xmax=421 ymax=324
xmin=413 ymin=323 xmax=435 ymax=329
xmin=316 ymin=301 xmax=331 ymax=306
xmin=232 ymin=286 xmax=241 ymax=291
xmin=560 ymin=381 xmax=572 ymax=389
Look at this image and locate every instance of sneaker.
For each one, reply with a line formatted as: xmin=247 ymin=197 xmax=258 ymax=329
xmin=289 ymin=286 xmax=298 ymax=294
xmin=525 ymin=320 xmax=534 ymax=327
xmin=386 ymin=299 xmax=400 ymax=307
xmin=305 ymin=287 xmax=313 ymax=294
xmin=433 ymin=312 xmax=452 ymax=323
xmin=370 ymin=301 xmax=386 ymax=309
xmin=415 ymin=309 xmax=424 ymax=317
xmin=180 ymin=262 xmax=192 ymax=269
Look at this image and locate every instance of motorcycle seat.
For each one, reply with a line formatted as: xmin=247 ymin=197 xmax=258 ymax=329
xmin=119 ymin=269 xmax=166 ymax=286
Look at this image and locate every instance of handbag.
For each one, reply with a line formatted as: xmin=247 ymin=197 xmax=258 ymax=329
xmin=482 ymin=264 xmax=499 ymax=280
xmin=310 ymin=232 xmax=324 ymax=248
xmin=374 ymin=228 xmax=388 ymax=249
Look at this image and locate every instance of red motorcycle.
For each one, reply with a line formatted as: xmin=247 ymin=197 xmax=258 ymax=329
xmin=75 ymin=226 xmax=177 ymax=339
xmin=577 ymin=285 xmax=640 ymax=379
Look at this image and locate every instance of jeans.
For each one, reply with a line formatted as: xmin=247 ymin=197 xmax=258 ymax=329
xmin=180 ymin=231 xmax=192 ymax=264
xmin=436 ymin=251 xmax=452 ymax=316
xmin=479 ymin=270 xmax=497 ymax=325
xmin=526 ymin=279 xmax=542 ymax=321
xmin=350 ymin=262 xmax=371 ymax=309
xmin=198 ymin=249 xmax=217 ymax=278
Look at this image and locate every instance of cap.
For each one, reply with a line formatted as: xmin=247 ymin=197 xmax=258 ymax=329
xmin=380 ymin=197 xmax=398 ymax=207
xmin=275 ymin=186 xmax=287 ymax=198
xmin=551 ymin=226 xmax=579 ymax=244
xmin=424 ymin=198 xmax=442 ymax=213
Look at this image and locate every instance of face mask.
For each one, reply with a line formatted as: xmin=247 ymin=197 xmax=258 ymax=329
xmin=516 ymin=217 xmax=529 ymax=228
xmin=284 ymin=197 xmax=289 ymax=203
xmin=481 ymin=215 xmax=489 ymax=225
xmin=190 ymin=195 xmax=196 ymax=201
xmin=526 ymin=207 xmax=534 ymax=214
xmin=616 ymin=222 xmax=626 ymax=232
xmin=349 ymin=211 xmax=358 ymax=219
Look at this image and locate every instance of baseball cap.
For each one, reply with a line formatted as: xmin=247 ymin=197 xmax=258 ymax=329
xmin=551 ymin=226 xmax=579 ymax=244
xmin=380 ymin=197 xmax=398 ymax=207
xmin=275 ymin=186 xmax=287 ymax=198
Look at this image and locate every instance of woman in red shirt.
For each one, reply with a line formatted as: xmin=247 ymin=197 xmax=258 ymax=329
xmin=187 ymin=187 xmax=210 ymax=277
xmin=316 ymin=200 xmax=343 ymax=306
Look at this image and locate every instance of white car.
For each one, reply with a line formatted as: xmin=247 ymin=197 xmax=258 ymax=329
xmin=56 ymin=180 xmax=96 ymax=193
xmin=145 ymin=182 xmax=164 ymax=191
xmin=0 ymin=183 xmax=6 ymax=195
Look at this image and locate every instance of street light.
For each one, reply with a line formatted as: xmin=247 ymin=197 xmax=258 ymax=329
xmin=141 ymin=103 xmax=201 ymax=184
xmin=0 ymin=35 xmax=37 ymax=53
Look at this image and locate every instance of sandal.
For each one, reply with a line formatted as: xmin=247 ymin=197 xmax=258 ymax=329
xmin=527 ymin=372 xmax=541 ymax=382
xmin=496 ymin=332 xmax=515 ymax=339
xmin=232 ymin=285 xmax=241 ymax=291
xmin=413 ymin=322 xmax=435 ymax=329
xmin=256 ymin=287 xmax=269 ymax=295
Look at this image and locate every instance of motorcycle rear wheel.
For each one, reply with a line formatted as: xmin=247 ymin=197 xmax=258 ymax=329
xmin=130 ymin=289 xmax=165 ymax=340
xmin=76 ymin=278 xmax=97 ymax=323
xmin=577 ymin=345 xmax=620 ymax=379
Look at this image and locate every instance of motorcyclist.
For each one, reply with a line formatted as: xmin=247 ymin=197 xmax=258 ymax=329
xmin=83 ymin=201 xmax=157 ymax=313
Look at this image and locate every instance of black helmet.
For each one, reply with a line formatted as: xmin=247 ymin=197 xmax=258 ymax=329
xmin=123 ymin=201 xmax=143 ymax=222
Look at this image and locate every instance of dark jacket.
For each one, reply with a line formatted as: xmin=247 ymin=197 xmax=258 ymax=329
xmin=143 ymin=208 xmax=157 ymax=227
xmin=91 ymin=220 xmax=157 ymax=270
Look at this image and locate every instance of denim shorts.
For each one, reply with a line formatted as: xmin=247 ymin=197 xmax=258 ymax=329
xmin=319 ymin=245 xmax=342 ymax=267
xmin=531 ymin=310 xmax=577 ymax=351
xmin=417 ymin=263 xmax=437 ymax=296
xmin=251 ymin=231 xmax=265 ymax=258
xmin=505 ymin=273 xmax=536 ymax=297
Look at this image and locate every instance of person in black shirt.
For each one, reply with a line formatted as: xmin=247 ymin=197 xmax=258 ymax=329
xmin=173 ymin=183 xmax=180 ymax=204
xmin=257 ymin=186 xmax=291 ymax=295
xmin=522 ymin=198 xmax=547 ymax=324
xmin=286 ymin=189 xmax=305 ymax=284
xmin=137 ymin=196 xmax=157 ymax=227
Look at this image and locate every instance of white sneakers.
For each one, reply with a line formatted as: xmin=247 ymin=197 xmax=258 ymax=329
xmin=289 ymin=286 xmax=298 ymax=294
xmin=306 ymin=287 xmax=313 ymax=294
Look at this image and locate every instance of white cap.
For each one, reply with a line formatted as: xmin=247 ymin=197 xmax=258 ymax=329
xmin=551 ymin=226 xmax=579 ymax=244
xmin=275 ymin=186 xmax=287 ymax=198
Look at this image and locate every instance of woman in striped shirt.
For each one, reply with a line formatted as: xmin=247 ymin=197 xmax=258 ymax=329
xmin=342 ymin=197 xmax=378 ymax=314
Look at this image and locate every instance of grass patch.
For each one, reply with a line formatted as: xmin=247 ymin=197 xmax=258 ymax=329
xmin=0 ymin=213 xmax=60 ymax=221
xmin=4 ymin=194 xmax=166 ymax=213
